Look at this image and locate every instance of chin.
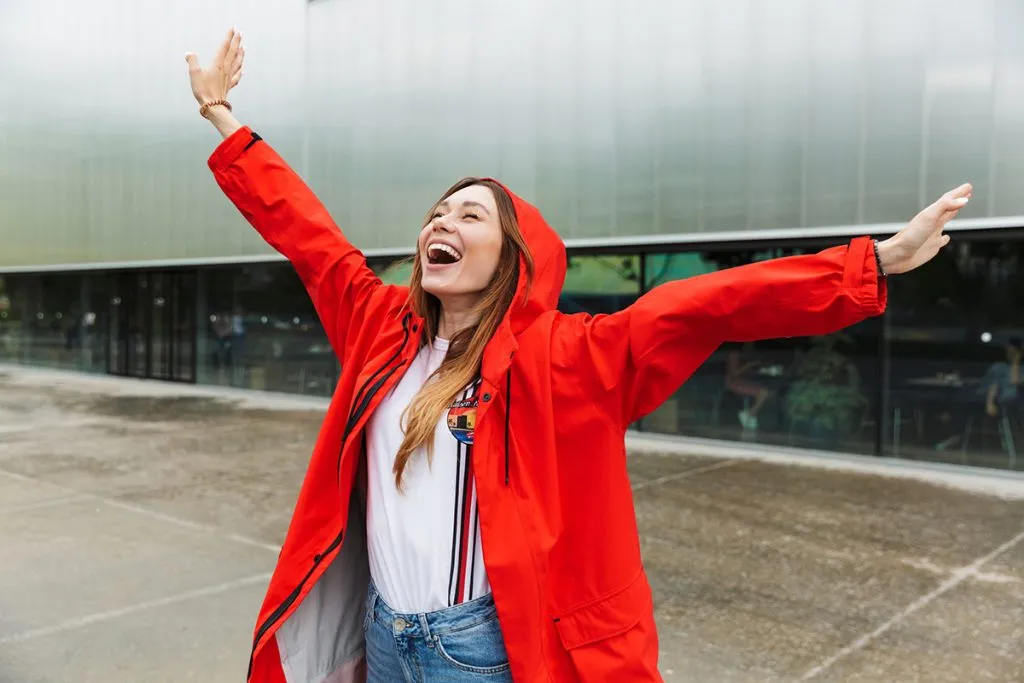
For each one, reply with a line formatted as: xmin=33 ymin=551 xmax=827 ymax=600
xmin=419 ymin=275 xmax=484 ymax=302
xmin=419 ymin=272 xmax=449 ymax=296
xmin=420 ymin=279 xmax=467 ymax=301
xmin=419 ymin=260 xmax=464 ymax=295
xmin=420 ymin=281 xmax=446 ymax=298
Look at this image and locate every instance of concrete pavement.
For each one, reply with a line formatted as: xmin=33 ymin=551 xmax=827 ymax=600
xmin=0 ymin=366 xmax=1022 ymax=682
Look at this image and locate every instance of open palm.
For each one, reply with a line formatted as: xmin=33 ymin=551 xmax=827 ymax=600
xmin=185 ymin=28 xmax=244 ymax=109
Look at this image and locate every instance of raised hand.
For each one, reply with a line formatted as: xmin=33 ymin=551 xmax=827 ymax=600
xmin=185 ymin=28 xmax=244 ymax=113
xmin=876 ymin=183 xmax=973 ymax=275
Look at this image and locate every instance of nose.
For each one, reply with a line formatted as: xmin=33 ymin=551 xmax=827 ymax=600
xmin=431 ymin=219 xmax=455 ymax=234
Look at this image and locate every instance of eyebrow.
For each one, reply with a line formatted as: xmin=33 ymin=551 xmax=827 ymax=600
xmin=437 ymin=200 xmax=491 ymax=216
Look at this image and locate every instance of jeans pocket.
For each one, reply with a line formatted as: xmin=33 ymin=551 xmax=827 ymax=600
xmin=433 ymin=615 xmax=511 ymax=675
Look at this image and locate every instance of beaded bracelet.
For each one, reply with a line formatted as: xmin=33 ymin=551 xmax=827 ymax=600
xmin=199 ymin=98 xmax=232 ymax=118
xmin=872 ymin=239 xmax=887 ymax=277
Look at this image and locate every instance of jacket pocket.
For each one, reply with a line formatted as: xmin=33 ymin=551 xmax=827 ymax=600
xmin=552 ymin=571 xmax=653 ymax=650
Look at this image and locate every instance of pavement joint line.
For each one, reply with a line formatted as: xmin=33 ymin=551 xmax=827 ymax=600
xmin=0 ymin=466 xmax=282 ymax=554
xmin=631 ymin=459 xmax=748 ymax=491
xmin=800 ymin=526 xmax=1024 ymax=681
xmin=0 ymin=573 xmax=272 ymax=646
xmin=101 ymin=498 xmax=284 ymax=553
xmin=0 ymin=494 xmax=94 ymax=516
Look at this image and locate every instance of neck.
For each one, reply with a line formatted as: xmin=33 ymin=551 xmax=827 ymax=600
xmin=437 ymin=300 xmax=481 ymax=340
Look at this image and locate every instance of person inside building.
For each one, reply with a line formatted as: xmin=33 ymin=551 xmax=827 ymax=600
xmin=932 ymin=337 xmax=1022 ymax=453
xmin=186 ymin=28 xmax=973 ymax=683
xmin=981 ymin=336 xmax=1022 ymax=417
xmin=724 ymin=342 xmax=773 ymax=431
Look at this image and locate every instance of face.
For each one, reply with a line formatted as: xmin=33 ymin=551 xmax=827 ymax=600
xmin=418 ymin=184 xmax=504 ymax=305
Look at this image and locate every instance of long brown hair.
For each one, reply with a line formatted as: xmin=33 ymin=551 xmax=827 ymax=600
xmin=393 ymin=178 xmax=534 ymax=490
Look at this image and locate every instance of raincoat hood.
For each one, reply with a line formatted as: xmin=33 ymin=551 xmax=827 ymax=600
xmin=482 ymin=178 xmax=567 ymax=335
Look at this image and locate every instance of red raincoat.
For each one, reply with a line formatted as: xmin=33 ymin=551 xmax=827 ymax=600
xmin=209 ymin=126 xmax=887 ymax=683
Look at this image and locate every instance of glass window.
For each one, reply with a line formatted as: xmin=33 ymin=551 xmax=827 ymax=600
xmin=79 ymin=272 xmax=111 ymax=375
xmin=372 ymin=258 xmax=414 ymax=287
xmin=885 ymin=235 xmax=1024 ymax=472
xmin=197 ymin=263 xmax=337 ymax=396
xmin=0 ymin=274 xmax=22 ymax=365
xmin=640 ymin=245 xmax=883 ymax=456
xmin=559 ymin=254 xmax=640 ymax=315
xmin=0 ymin=273 xmax=88 ymax=371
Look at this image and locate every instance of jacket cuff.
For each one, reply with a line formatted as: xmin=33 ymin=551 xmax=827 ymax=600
xmin=207 ymin=125 xmax=257 ymax=174
xmin=843 ymin=236 xmax=888 ymax=315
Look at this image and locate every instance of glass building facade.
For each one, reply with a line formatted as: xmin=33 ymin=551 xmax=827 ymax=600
xmin=3 ymin=0 xmax=1024 ymax=479
xmin=3 ymin=227 xmax=1022 ymax=473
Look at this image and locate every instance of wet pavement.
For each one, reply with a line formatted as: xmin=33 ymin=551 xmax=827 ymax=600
xmin=0 ymin=366 xmax=1022 ymax=682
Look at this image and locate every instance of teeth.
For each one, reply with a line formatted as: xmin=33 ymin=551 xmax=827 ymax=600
xmin=427 ymin=243 xmax=462 ymax=261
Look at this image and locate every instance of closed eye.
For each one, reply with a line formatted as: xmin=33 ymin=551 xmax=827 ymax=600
xmin=464 ymin=213 xmax=480 ymax=220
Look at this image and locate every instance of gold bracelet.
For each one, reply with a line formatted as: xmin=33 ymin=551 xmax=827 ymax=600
xmin=199 ymin=98 xmax=232 ymax=118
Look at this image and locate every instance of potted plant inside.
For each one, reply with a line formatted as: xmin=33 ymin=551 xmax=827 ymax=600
xmin=785 ymin=333 xmax=867 ymax=447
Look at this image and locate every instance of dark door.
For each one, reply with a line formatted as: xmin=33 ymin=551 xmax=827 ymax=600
xmin=107 ymin=271 xmax=196 ymax=382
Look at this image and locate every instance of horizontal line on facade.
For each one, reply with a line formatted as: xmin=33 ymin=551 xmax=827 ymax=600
xmin=2 ymin=214 xmax=1021 ymax=275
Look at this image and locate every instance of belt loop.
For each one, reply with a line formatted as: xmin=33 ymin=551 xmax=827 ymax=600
xmin=418 ymin=613 xmax=432 ymax=640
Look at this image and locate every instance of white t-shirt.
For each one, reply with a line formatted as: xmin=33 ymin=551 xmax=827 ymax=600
xmin=366 ymin=337 xmax=490 ymax=614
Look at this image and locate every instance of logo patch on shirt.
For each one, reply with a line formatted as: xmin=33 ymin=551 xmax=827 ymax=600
xmin=446 ymin=395 xmax=478 ymax=445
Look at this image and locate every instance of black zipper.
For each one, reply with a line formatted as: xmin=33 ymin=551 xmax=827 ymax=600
xmin=348 ymin=313 xmax=413 ymax=428
xmin=338 ymin=361 xmax=405 ymax=465
xmin=247 ymin=311 xmax=415 ymax=679
xmin=247 ymin=528 xmax=344 ymax=678
xmin=336 ymin=313 xmax=414 ymax=480
xmin=504 ymin=368 xmax=512 ymax=486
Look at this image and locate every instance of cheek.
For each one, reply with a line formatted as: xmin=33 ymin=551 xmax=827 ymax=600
xmin=471 ymin=236 xmax=503 ymax=282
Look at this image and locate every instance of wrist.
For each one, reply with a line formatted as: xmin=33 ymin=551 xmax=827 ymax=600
xmin=203 ymin=103 xmax=231 ymax=121
xmin=199 ymin=97 xmax=231 ymax=118
xmin=874 ymin=236 xmax=909 ymax=276
xmin=203 ymin=104 xmax=242 ymax=140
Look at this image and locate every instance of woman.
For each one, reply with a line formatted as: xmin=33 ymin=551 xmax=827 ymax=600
xmin=187 ymin=30 xmax=971 ymax=683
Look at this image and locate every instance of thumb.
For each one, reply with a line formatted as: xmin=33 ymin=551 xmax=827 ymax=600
xmin=185 ymin=53 xmax=200 ymax=71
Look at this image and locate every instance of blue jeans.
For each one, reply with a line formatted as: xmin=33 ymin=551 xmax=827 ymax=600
xmin=364 ymin=582 xmax=513 ymax=682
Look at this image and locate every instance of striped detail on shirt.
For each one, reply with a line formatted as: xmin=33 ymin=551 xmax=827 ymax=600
xmin=448 ymin=380 xmax=484 ymax=606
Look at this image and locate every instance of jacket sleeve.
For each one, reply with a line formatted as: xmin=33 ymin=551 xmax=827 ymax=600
xmin=208 ymin=126 xmax=399 ymax=360
xmin=555 ymin=236 xmax=887 ymax=426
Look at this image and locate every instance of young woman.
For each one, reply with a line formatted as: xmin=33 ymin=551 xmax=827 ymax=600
xmin=187 ymin=30 xmax=971 ymax=683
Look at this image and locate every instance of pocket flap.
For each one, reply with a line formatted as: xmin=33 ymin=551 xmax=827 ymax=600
xmin=552 ymin=571 xmax=653 ymax=650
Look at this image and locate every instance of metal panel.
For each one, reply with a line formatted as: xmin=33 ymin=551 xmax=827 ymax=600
xmin=3 ymin=0 xmax=1024 ymax=270
xmin=0 ymin=0 xmax=307 ymax=269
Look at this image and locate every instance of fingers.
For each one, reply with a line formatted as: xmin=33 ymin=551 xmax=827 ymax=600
xmin=230 ymin=70 xmax=243 ymax=88
xmin=214 ymin=27 xmax=236 ymax=64
xmin=945 ymin=182 xmax=973 ymax=201
xmin=232 ymin=43 xmax=245 ymax=74
xmin=941 ymin=182 xmax=972 ymax=212
xmin=923 ymin=182 xmax=972 ymax=223
xmin=225 ymin=29 xmax=242 ymax=68
xmin=185 ymin=53 xmax=200 ymax=72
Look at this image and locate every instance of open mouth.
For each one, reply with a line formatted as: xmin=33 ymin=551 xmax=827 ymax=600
xmin=426 ymin=242 xmax=463 ymax=266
